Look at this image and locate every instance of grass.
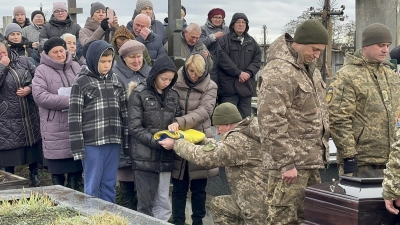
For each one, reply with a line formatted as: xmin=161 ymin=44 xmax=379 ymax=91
xmin=0 ymin=191 xmax=129 ymax=225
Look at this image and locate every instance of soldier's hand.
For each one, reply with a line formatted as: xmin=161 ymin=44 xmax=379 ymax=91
xmin=282 ymin=167 xmax=297 ymax=184
xmin=385 ymin=199 xmax=399 ymax=214
xmin=159 ymin=138 xmax=175 ymax=150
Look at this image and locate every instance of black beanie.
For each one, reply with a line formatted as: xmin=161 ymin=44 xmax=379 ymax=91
xmin=293 ymin=19 xmax=328 ymax=45
xmin=43 ymin=37 xmax=66 ymax=54
xmin=31 ymin=10 xmax=45 ymax=21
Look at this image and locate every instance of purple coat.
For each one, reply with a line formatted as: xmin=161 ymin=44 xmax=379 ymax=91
xmin=32 ymin=52 xmax=80 ymax=159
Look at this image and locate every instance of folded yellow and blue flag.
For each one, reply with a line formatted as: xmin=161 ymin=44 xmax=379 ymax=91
xmin=154 ymin=129 xmax=206 ymax=144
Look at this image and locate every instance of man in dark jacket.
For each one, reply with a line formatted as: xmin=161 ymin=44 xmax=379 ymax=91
xmin=132 ymin=14 xmax=166 ymax=61
xmin=12 ymin=6 xmax=31 ymax=28
xmin=216 ymin=13 xmax=261 ymax=119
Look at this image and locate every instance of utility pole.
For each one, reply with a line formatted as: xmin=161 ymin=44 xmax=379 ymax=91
xmin=40 ymin=3 xmax=43 ymax=12
xmin=262 ymin=25 xmax=267 ymax=65
xmin=310 ymin=0 xmax=345 ymax=82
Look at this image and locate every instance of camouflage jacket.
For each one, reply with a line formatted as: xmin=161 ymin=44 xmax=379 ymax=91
xmin=383 ymin=139 xmax=400 ymax=200
xmin=172 ymin=117 xmax=269 ymax=216
xmin=328 ymin=49 xmax=400 ymax=165
xmin=257 ymin=34 xmax=330 ymax=173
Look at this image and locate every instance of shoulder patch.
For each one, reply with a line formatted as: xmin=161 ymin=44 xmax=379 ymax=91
xmin=202 ymin=143 xmax=217 ymax=152
xmin=326 ymin=86 xmax=333 ymax=103
xmin=396 ymin=113 xmax=400 ymax=127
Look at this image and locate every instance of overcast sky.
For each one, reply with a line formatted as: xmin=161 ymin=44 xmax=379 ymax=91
xmin=0 ymin=0 xmax=355 ymax=42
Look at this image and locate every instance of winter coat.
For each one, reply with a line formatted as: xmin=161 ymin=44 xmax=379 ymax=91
xmin=7 ymin=37 xmax=34 ymax=57
xmin=329 ymin=49 xmax=400 ymax=166
xmin=32 ymin=52 xmax=80 ymax=159
xmin=68 ymin=40 xmax=129 ymax=160
xmin=13 ymin=18 xmax=31 ymax=28
xmin=135 ymin=32 xmax=166 ymax=60
xmin=22 ymin=23 xmax=42 ymax=43
xmin=127 ymin=10 xmax=167 ymax=45
xmin=39 ymin=14 xmax=81 ymax=45
xmin=172 ymin=55 xmax=219 ymax=180
xmin=79 ymin=17 xmax=115 ymax=46
xmin=0 ymin=50 xmax=41 ymax=150
xmin=128 ymin=54 xmax=181 ymax=172
xmin=113 ymin=55 xmax=151 ymax=88
xmin=258 ymin=33 xmax=330 ymax=172
xmin=216 ymin=13 xmax=261 ymax=97
xmin=200 ymin=19 xmax=229 ymax=59
xmin=111 ymin=25 xmax=152 ymax=66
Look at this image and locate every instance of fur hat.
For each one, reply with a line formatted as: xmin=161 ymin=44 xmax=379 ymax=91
xmin=136 ymin=0 xmax=153 ymax=12
xmin=90 ymin=2 xmax=106 ymax=17
xmin=208 ymin=8 xmax=225 ymax=20
xmin=53 ymin=2 xmax=68 ymax=13
xmin=293 ymin=19 xmax=328 ymax=45
xmin=5 ymin=23 xmax=22 ymax=38
xmin=13 ymin=6 xmax=26 ymax=16
xmin=43 ymin=37 xmax=67 ymax=54
xmin=111 ymin=25 xmax=135 ymax=50
xmin=119 ymin=40 xmax=145 ymax=58
xmin=362 ymin=23 xmax=392 ymax=47
xmin=212 ymin=103 xmax=242 ymax=125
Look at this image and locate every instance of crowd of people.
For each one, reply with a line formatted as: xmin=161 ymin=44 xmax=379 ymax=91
xmin=1 ymin=0 xmax=400 ymax=225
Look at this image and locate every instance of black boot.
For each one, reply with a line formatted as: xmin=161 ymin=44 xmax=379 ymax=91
xmin=4 ymin=166 xmax=15 ymax=174
xmin=66 ymin=172 xmax=81 ymax=190
xmin=51 ymin=174 xmax=65 ymax=186
xmin=119 ymin=181 xmax=137 ymax=210
xmin=29 ymin=168 xmax=41 ymax=187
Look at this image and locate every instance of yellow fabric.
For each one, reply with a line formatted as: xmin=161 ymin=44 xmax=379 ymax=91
xmin=154 ymin=129 xmax=206 ymax=144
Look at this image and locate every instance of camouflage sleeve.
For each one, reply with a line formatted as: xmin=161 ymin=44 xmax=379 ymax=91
xmin=257 ymin=65 xmax=295 ymax=173
xmin=173 ymin=135 xmax=244 ymax=168
xmin=382 ymin=142 xmax=400 ymax=200
xmin=328 ymin=72 xmax=358 ymax=159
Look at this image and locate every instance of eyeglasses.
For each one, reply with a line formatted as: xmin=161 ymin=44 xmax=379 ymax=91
xmin=235 ymin=20 xmax=247 ymax=25
xmin=33 ymin=15 xmax=44 ymax=19
xmin=212 ymin=16 xmax=223 ymax=20
xmin=54 ymin=10 xmax=67 ymax=14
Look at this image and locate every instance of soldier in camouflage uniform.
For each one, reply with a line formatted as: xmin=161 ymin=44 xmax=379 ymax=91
xmin=328 ymin=23 xmax=400 ymax=176
xmin=257 ymin=19 xmax=330 ymax=224
xmin=159 ymin=103 xmax=269 ymax=225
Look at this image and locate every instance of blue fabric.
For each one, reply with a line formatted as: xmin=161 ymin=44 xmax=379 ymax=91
xmin=82 ymin=143 xmax=120 ymax=203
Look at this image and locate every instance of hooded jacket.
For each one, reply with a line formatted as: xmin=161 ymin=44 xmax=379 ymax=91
xmin=113 ymin=55 xmax=151 ymax=88
xmin=172 ymin=117 xmax=269 ymax=223
xmin=258 ymin=34 xmax=330 ymax=172
xmin=68 ymin=40 xmax=129 ymax=160
xmin=32 ymin=51 xmax=80 ymax=160
xmin=127 ymin=54 xmax=181 ymax=172
xmin=216 ymin=13 xmax=261 ymax=97
xmin=329 ymin=49 xmax=400 ymax=166
xmin=39 ymin=14 xmax=81 ymax=46
xmin=79 ymin=17 xmax=115 ymax=46
xmin=0 ymin=50 xmax=41 ymax=150
xmin=127 ymin=10 xmax=167 ymax=45
xmin=111 ymin=25 xmax=152 ymax=66
xmin=172 ymin=53 xmax=219 ymax=180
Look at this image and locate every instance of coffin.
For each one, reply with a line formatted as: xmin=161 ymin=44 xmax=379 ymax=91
xmin=303 ymin=170 xmax=400 ymax=225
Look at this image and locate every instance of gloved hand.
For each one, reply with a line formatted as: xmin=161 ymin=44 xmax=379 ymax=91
xmin=343 ymin=157 xmax=358 ymax=174
xmin=101 ymin=18 xmax=109 ymax=31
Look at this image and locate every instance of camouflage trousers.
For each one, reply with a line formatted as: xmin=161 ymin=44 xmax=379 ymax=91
xmin=338 ymin=164 xmax=386 ymax=176
xmin=266 ymin=169 xmax=320 ymax=225
xmin=210 ymin=195 xmax=268 ymax=225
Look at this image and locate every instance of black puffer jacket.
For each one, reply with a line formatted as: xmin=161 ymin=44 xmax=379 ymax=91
xmin=39 ymin=14 xmax=81 ymax=45
xmin=7 ymin=36 xmax=33 ymax=57
xmin=216 ymin=13 xmax=261 ymax=97
xmin=128 ymin=55 xmax=181 ymax=172
xmin=0 ymin=50 xmax=41 ymax=150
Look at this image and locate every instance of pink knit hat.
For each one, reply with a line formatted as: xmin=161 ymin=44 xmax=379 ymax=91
xmin=13 ymin=6 xmax=26 ymax=16
xmin=53 ymin=2 xmax=68 ymax=12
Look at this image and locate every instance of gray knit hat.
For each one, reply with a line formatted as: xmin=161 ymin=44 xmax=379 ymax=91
xmin=212 ymin=103 xmax=242 ymax=125
xmin=293 ymin=19 xmax=328 ymax=45
xmin=362 ymin=23 xmax=392 ymax=47
xmin=119 ymin=40 xmax=145 ymax=58
xmin=90 ymin=2 xmax=106 ymax=17
xmin=136 ymin=0 xmax=153 ymax=12
xmin=5 ymin=23 xmax=22 ymax=38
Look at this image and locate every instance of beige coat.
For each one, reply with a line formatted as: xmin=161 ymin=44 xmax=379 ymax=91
xmin=172 ymin=66 xmax=219 ymax=180
xmin=79 ymin=17 xmax=115 ymax=46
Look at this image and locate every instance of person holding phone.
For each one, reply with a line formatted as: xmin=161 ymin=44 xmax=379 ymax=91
xmin=79 ymin=2 xmax=118 ymax=46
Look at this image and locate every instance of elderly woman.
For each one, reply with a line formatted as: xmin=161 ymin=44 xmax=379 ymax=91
xmin=61 ymin=33 xmax=81 ymax=64
xmin=0 ymin=42 xmax=41 ymax=186
xmin=32 ymin=37 xmax=82 ymax=189
xmin=113 ymin=39 xmax=150 ymax=210
xmin=79 ymin=2 xmax=118 ymax=46
xmin=168 ymin=53 xmax=218 ymax=225
xmin=4 ymin=23 xmax=34 ymax=56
